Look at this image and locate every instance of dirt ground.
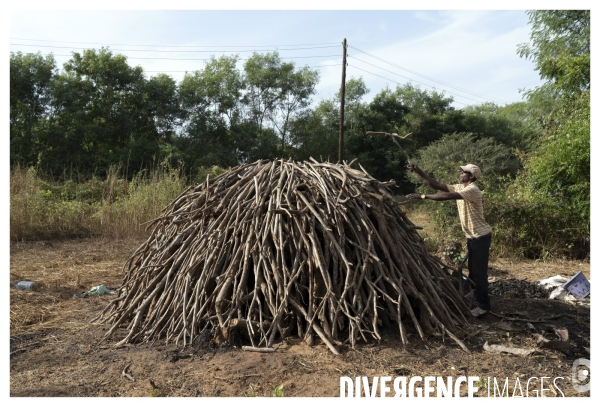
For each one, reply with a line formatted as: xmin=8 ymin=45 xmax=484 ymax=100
xmin=10 ymin=237 xmax=590 ymax=397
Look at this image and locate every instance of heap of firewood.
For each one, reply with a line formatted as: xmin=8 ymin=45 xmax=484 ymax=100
xmin=94 ymin=159 xmax=471 ymax=354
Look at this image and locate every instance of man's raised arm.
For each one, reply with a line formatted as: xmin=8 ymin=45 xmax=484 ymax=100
xmin=407 ymin=163 xmax=449 ymax=192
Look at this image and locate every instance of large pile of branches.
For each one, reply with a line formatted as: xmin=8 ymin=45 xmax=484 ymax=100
xmin=94 ymin=159 xmax=471 ymax=354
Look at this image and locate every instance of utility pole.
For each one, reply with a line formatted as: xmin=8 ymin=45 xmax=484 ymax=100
xmin=338 ymin=38 xmax=347 ymax=163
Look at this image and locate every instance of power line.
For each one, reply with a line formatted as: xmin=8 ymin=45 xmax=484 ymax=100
xmin=348 ymin=45 xmax=510 ymax=104
xmin=348 ymin=56 xmax=491 ymax=104
xmin=10 ymin=37 xmax=341 ymax=48
xmin=144 ymin=64 xmax=342 ymax=73
xmin=11 ymin=51 xmax=341 ymax=61
xmin=349 ymin=65 xmax=468 ymax=107
xmin=11 ymin=43 xmax=339 ymax=53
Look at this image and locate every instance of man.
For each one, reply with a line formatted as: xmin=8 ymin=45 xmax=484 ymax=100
xmin=405 ymin=163 xmax=492 ymax=317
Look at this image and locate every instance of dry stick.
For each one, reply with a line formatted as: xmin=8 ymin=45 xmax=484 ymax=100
xmin=288 ymin=297 xmax=340 ymax=355
xmin=242 ymin=346 xmax=276 ymax=353
xmin=365 ymin=131 xmax=413 ymax=164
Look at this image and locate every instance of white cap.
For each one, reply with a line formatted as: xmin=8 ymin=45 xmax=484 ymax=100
xmin=460 ymin=164 xmax=482 ymax=180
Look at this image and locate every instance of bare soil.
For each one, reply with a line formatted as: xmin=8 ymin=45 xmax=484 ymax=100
xmin=10 ymin=237 xmax=590 ymax=397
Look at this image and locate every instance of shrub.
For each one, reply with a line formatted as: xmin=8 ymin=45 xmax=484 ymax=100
xmin=485 ymin=194 xmax=589 ymax=259
xmin=407 ymin=132 xmax=519 ymax=193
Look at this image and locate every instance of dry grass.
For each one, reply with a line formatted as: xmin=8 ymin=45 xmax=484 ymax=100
xmin=10 ymin=237 xmax=144 ymax=337
xmin=9 ymin=165 xmax=186 ymax=241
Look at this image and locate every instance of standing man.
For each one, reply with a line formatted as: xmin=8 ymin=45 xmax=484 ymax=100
xmin=405 ymin=163 xmax=492 ymax=317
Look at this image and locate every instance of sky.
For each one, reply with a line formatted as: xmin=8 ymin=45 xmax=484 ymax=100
xmin=9 ymin=8 xmax=548 ymax=109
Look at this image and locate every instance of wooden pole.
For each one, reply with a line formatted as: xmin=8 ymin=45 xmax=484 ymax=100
xmin=338 ymin=38 xmax=347 ymax=164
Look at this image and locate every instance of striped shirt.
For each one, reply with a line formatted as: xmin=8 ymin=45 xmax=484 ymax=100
xmin=447 ymin=183 xmax=491 ymax=239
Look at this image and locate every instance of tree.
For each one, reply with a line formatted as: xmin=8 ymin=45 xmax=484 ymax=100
xmin=145 ymin=73 xmax=183 ymax=142
xmin=201 ymin=55 xmax=245 ymax=126
xmin=457 ymin=102 xmax=541 ymax=150
xmin=244 ymin=52 xmax=319 ymax=156
xmin=269 ymin=64 xmax=319 ymax=155
xmin=518 ymin=10 xmax=590 ymax=95
xmin=177 ymin=57 xmax=243 ymax=169
xmin=496 ymin=10 xmax=591 ymax=258
xmin=45 ymin=48 xmax=157 ymax=174
xmin=288 ymin=99 xmax=339 ymax=162
xmin=10 ymin=52 xmax=56 ymax=166
xmin=518 ymin=101 xmax=589 ymax=221
xmin=243 ymin=53 xmax=284 ymax=135
xmin=392 ymin=83 xmax=458 ymax=149
xmin=345 ymin=82 xmax=412 ymax=185
xmin=515 ymin=10 xmax=590 ymax=217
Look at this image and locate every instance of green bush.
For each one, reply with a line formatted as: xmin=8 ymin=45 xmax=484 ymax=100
xmin=486 ymin=194 xmax=589 ymax=259
xmin=409 ymin=192 xmax=588 ymax=260
xmin=407 ymin=132 xmax=519 ymax=193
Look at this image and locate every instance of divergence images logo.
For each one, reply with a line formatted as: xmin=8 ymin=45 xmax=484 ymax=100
xmin=572 ymin=358 xmax=590 ymax=393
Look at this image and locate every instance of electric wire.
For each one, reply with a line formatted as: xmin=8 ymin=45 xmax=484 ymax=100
xmin=349 ymin=45 xmax=510 ymax=104
xmin=10 ymin=37 xmax=340 ymax=48
xmin=20 ymin=52 xmax=341 ymax=73
xmin=349 ymin=65 xmax=468 ymax=106
xmin=11 ymin=38 xmax=508 ymax=104
xmin=11 ymin=43 xmax=339 ymax=53
xmin=11 ymin=38 xmax=506 ymax=107
xmin=144 ymin=64 xmax=342 ymax=73
xmin=348 ymin=56 xmax=491 ymax=104
xmin=10 ymin=52 xmax=341 ymax=62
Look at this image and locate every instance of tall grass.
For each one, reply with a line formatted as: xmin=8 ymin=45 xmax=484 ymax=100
xmin=10 ymin=164 xmax=193 ymax=241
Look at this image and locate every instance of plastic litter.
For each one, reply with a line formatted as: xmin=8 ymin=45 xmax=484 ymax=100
xmin=562 ymin=271 xmax=590 ymax=298
xmin=73 ymin=284 xmax=116 ymax=299
xmin=537 ymin=274 xmax=590 ymax=304
xmin=14 ymin=281 xmax=36 ymax=290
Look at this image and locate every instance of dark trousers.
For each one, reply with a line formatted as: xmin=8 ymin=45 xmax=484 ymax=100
xmin=467 ymin=232 xmax=492 ymax=311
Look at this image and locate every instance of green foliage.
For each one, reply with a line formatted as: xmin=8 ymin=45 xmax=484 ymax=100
xmin=442 ymin=242 xmax=466 ymax=265
xmin=390 ymin=83 xmax=457 ymax=148
xmin=42 ymin=48 xmax=169 ymax=174
xmin=194 ymin=165 xmax=228 ymax=184
xmin=288 ymin=100 xmax=339 ymax=162
xmin=244 ymin=52 xmax=319 ymax=155
xmin=503 ymin=10 xmax=591 ymax=258
xmin=485 ymin=194 xmax=588 ymax=259
xmin=518 ymin=10 xmax=590 ymax=95
xmin=458 ymin=102 xmax=542 ymax=150
xmin=10 ymin=52 xmax=56 ymax=166
xmin=10 ymin=166 xmax=99 ymax=240
xmin=492 ymin=93 xmax=590 ymax=259
xmin=98 ymin=165 xmax=186 ymax=237
xmin=408 ymin=132 xmax=518 ymax=192
xmin=516 ymin=97 xmax=589 ymax=220
xmin=9 ymin=23 xmax=589 ymax=260
xmin=349 ymin=83 xmax=451 ymax=184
